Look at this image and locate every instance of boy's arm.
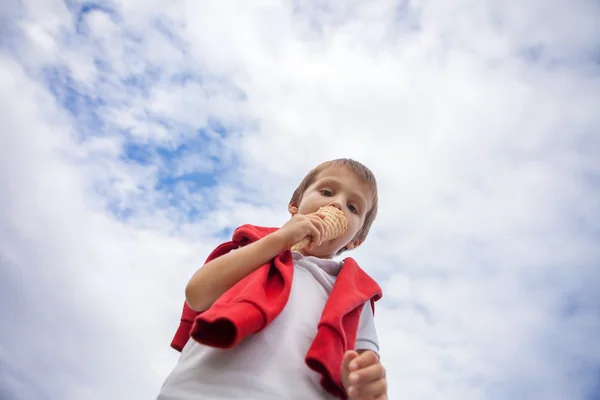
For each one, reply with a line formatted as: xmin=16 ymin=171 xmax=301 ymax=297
xmin=340 ymin=303 xmax=387 ymax=399
xmin=185 ymin=212 xmax=326 ymax=312
xmin=185 ymin=232 xmax=287 ymax=311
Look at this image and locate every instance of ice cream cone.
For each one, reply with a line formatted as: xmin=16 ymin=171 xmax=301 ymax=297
xmin=291 ymin=206 xmax=348 ymax=251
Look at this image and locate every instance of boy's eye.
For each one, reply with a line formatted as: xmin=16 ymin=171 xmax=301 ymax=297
xmin=348 ymin=204 xmax=358 ymax=214
xmin=320 ymin=189 xmax=333 ymax=196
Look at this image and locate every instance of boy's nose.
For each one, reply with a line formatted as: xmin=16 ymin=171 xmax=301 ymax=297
xmin=329 ymin=200 xmax=343 ymax=210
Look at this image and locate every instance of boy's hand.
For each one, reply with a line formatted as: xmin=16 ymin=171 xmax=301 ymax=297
xmin=275 ymin=212 xmax=326 ymax=251
xmin=341 ymin=350 xmax=387 ymax=400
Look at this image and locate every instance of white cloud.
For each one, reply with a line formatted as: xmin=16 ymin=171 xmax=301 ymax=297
xmin=1 ymin=0 xmax=599 ymax=399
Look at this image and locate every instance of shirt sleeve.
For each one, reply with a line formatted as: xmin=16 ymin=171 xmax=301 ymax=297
xmin=355 ymin=301 xmax=379 ymax=354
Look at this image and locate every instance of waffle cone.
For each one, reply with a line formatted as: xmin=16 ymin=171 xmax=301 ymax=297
xmin=291 ymin=206 xmax=348 ymax=251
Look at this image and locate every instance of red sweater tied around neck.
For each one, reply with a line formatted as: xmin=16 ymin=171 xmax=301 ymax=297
xmin=170 ymin=224 xmax=383 ymax=399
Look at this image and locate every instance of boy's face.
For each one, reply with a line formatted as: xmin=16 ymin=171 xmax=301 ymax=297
xmin=289 ymin=166 xmax=373 ymax=258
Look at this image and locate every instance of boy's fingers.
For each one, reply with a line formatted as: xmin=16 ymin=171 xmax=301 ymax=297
xmin=306 ymin=215 xmax=327 ymax=247
xmin=342 ymin=350 xmax=360 ymax=371
xmin=349 ymin=350 xmax=379 ymax=371
xmin=309 ymin=215 xmax=326 ymax=238
xmin=341 ymin=350 xmax=360 ymax=394
xmin=307 ymin=224 xmax=322 ymax=249
xmin=308 ymin=211 xmax=327 ymax=221
xmin=340 ymin=350 xmax=358 ymax=385
xmin=348 ymin=377 xmax=387 ymax=399
xmin=347 ymin=362 xmax=386 ymax=386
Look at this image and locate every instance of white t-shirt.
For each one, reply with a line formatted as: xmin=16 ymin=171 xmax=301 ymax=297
xmin=157 ymin=251 xmax=379 ymax=400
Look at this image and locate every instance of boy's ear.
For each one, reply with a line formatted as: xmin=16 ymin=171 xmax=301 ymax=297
xmin=345 ymin=238 xmax=363 ymax=250
xmin=288 ymin=204 xmax=299 ymax=215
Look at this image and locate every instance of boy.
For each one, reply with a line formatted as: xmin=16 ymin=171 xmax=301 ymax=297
xmin=157 ymin=159 xmax=388 ymax=399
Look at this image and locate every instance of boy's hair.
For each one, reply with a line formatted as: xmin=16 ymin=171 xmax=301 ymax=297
xmin=289 ymin=158 xmax=378 ymax=251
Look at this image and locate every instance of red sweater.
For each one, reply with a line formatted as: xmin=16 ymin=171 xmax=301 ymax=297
xmin=171 ymin=224 xmax=383 ymax=399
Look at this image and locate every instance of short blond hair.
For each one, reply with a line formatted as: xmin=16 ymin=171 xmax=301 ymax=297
xmin=289 ymin=159 xmax=378 ymax=252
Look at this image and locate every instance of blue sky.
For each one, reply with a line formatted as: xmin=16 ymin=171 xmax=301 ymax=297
xmin=1 ymin=1 xmax=600 ymax=399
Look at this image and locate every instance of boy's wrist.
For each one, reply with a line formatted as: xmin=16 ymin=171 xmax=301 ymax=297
xmin=265 ymin=230 xmax=291 ymax=254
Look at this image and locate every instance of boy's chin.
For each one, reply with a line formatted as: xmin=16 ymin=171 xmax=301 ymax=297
xmin=301 ymin=244 xmax=343 ymax=258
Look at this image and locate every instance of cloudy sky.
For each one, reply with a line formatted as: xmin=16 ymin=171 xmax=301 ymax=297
xmin=1 ymin=0 xmax=599 ymax=399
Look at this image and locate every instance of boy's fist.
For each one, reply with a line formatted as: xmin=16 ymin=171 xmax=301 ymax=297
xmin=341 ymin=350 xmax=387 ymax=400
xmin=275 ymin=212 xmax=326 ymax=251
